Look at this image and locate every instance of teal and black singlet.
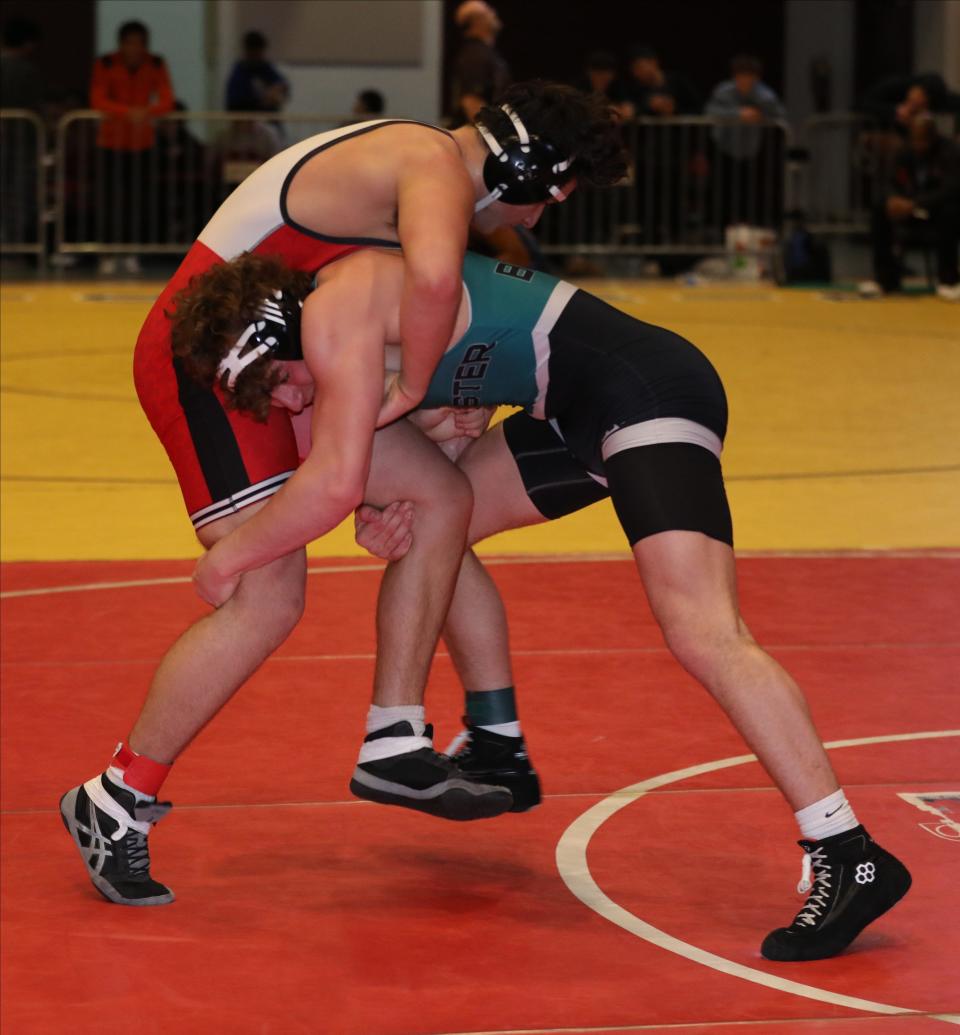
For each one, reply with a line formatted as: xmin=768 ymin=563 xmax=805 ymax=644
xmin=420 ymin=251 xmax=728 ymax=477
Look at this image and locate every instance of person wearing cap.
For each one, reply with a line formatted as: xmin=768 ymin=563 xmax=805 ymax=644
xmin=59 ymin=82 xmax=626 ymax=907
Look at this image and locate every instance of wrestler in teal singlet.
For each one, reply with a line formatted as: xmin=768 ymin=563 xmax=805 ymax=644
xmin=419 ymin=252 xmax=577 ymax=414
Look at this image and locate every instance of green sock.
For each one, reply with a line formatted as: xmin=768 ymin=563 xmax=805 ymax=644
xmin=465 ymin=687 xmax=520 ymax=735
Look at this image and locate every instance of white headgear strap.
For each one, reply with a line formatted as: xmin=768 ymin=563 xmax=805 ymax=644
xmin=473 ymin=105 xmax=575 ymax=213
xmin=217 ymin=290 xmax=292 ymax=390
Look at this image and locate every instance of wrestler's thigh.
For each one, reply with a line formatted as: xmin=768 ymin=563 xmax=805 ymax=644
xmin=457 ymin=421 xmax=548 ymax=544
xmin=363 ymin=419 xmax=471 ymax=509
xmin=196 ymin=498 xmax=307 ymax=602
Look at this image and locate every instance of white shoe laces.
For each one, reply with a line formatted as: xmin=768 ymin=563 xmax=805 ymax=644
xmin=444 ymin=729 xmax=471 ymax=757
xmin=795 ymin=847 xmax=832 ymax=926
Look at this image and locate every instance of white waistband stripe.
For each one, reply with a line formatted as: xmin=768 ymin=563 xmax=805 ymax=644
xmin=190 ymin=471 xmax=295 ymax=529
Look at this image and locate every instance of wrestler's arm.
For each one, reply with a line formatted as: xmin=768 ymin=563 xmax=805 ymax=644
xmin=193 ymin=269 xmax=387 ymax=606
xmin=379 ymin=144 xmax=473 ymax=426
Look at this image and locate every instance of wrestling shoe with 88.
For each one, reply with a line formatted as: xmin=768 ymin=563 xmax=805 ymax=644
xmin=761 ymin=824 xmax=911 ymax=961
xmin=445 ymin=722 xmax=541 ymax=812
xmin=60 ymin=775 xmax=174 ymax=906
xmin=350 ymin=721 xmax=513 ymax=820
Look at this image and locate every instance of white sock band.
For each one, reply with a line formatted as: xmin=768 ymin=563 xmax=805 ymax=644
xmin=360 ymin=704 xmax=431 ymax=763
xmin=794 ymin=789 xmax=858 ymax=841
xmin=365 ymin=704 xmax=426 ymax=738
xmin=478 ymin=720 xmax=522 ymax=738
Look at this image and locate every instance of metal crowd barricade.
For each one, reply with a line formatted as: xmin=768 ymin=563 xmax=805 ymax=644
xmin=54 ymin=110 xmax=349 ymax=258
xmin=537 ymin=115 xmax=792 ymax=257
xmin=0 ymin=110 xmax=46 ymax=265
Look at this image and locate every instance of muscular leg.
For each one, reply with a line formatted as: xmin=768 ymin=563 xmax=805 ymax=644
xmin=129 ymin=500 xmax=306 ymax=763
xmin=446 ymin=425 xmax=839 ymax=812
xmin=632 ymin=530 xmax=837 ymax=810
xmin=442 ymin=423 xmax=545 ymax=691
xmin=362 ymin=418 xmax=474 ymax=706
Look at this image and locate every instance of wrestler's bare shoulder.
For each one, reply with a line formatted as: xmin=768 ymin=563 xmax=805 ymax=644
xmin=285 ymin=123 xmax=464 ymax=242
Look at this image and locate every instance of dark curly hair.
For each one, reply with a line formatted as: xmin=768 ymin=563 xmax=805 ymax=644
xmin=168 ymin=253 xmax=312 ymax=422
xmin=477 ymin=80 xmax=628 ymax=188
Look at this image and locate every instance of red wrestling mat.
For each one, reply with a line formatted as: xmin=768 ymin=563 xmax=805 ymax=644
xmin=2 ymin=556 xmax=959 ymax=1033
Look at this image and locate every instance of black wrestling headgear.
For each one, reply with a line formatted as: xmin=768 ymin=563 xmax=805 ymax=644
xmin=474 ymin=104 xmax=575 ymax=211
xmin=217 ymin=289 xmax=303 ymax=389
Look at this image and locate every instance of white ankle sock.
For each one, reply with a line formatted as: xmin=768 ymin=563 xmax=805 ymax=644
xmin=794 ymin=789 xmax=858 ymax=841
xmin=477 ymin=720 xmax=522 ymax=738
xmin=365 ymin=704 xmax=426 ymax=738
xmin=105 ymin=767 xmax=156 ymax=803
xmin=359 ymin=705 xmax=431 ymax=764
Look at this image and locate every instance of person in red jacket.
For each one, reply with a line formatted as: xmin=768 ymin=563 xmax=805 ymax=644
xmin=90 ymin=20 xmax=173 ymax=274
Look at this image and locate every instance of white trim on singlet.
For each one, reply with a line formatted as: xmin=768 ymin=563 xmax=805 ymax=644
xmin=190 ymin=472 xmax=295 ymax=529
xmin=530 ymin=280 xmax=578 ymax=418
xmin=196 ymin=120 xmax=404 ymax=261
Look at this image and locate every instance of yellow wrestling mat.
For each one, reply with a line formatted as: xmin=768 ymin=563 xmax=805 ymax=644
xmin=1 ymin=279 xmax=958 ymax=561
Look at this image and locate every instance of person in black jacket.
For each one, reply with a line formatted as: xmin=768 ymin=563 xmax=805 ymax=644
xmin=860 ymin=115 xmax=960 ymax=301
xmin=622 ymin=45 xmax=700 ymax=118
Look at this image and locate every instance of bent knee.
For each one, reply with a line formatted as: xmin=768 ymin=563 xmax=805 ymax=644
xmin=235 ymin=554 xmax=306 ymax=638
xmin=659 ymin=614 xmax=749 ymax=675
xmin=415 ymin=464 xmax=474 ymax=523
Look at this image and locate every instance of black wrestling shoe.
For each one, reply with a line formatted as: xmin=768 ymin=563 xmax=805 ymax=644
xmin=349 ymin=721 xmax=513 ymax=821
xmin=60 ymin=775 xmax=174 ymax=906
xmin=761 ymin=825 xmax=911 ymax=961
xmin=445 ymin=722 xmax=541 ymax=813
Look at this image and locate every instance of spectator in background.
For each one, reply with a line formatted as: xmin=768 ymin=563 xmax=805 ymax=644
xmin=860 ymin=72 xmax=957 ymax=132
xmin=225 ymin=31 xmax=289 ymax=116
xmin=1 ymin=17 xmax=42 ymax=109
xmin=622 ymin=45 xmax=700 ymax=118
xmin=449 ymin=0 xmax=509 ymax=125
xmin=705 ymin=54 xmax=786 ymax=229
xmin=574 ymin=51 xmax=630 ymax=118
xmin=156 ymin=100 xmax=209 ymax=242
xmin=624 ymin=46 xmax=700 ymax=258
xmin=90 ymin=20 xmax=174 ymax=275
xmin=860 ymin=115 xmax=960 ymax=302
xmin=1 ymin=18 xmax=43 ymax=247
xmin=353 ymin=89 xmax=385 ymax=117
xmin=338 ymin=89 xmax=386 ymax=129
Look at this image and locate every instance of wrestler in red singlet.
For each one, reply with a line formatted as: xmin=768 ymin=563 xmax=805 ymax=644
xmin=135 ymin=120 xmax=437 ymax=530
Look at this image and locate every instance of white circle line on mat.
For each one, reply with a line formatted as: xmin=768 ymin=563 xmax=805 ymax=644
xmin=555 ymin=729 xmax=960 ymax=1023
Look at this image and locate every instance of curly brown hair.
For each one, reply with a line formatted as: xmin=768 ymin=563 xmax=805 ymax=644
xmin=168 ymin=253 xmax=312 ymax=422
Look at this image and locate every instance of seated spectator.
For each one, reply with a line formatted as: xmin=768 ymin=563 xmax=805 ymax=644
xmin=622 ymin=45 xmax=700 ymax=117
xmin=860 ymin=115 xmax=959 ymax=301
xmin=90 ymin=20 xmax=174 ymax=275
xmin=449 ymin=0 xmax=509 ymax=125
xmin=705 ymin=54 xmax=786 ymax=230
xmin=225 ymin=31 xmax=290 ymax=115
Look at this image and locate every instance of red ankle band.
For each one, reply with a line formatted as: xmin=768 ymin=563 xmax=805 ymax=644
xmin=111 ymin=742 xmax=172 ymax=797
